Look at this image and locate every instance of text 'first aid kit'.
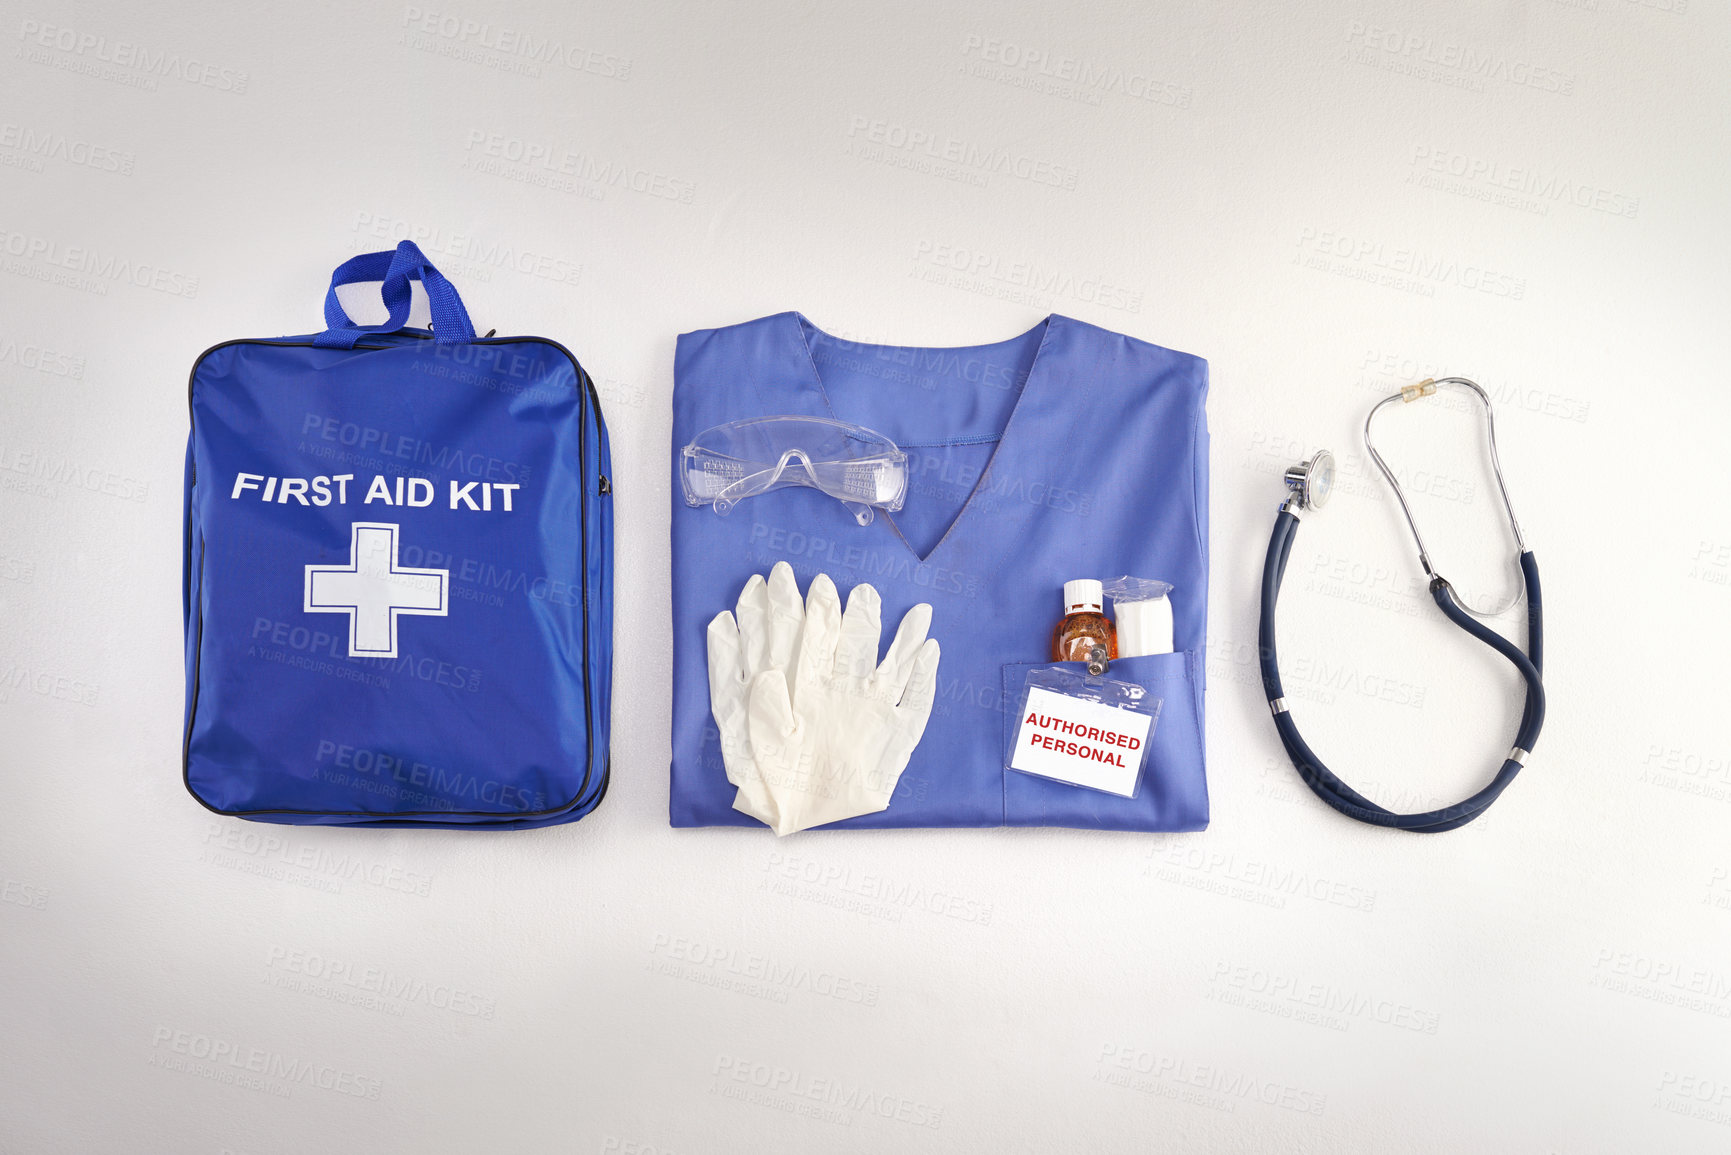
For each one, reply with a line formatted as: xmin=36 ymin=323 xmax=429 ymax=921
xmin=182 ymin=241 xmax=613 ymax=828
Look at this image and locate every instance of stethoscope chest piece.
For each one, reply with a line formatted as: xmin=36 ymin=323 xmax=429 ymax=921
xmin=1283 ymin=449 xmax=1335 ymax=512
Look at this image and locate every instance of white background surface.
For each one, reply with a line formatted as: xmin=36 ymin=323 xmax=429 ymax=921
xmin=3 ymin=2 xmax=1729 ymax=1152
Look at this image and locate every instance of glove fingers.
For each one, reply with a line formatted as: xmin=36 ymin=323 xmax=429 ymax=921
xmin=764 ymin=561 xmax=803 ymax=673
xmin=705 ymin=610 xmax=747 ymax=739
xmin=874 ymin=602 xmax=932 ymax=700
xmin=734 ymin=572 xmax=769 ymax=677
xmin=796 ymin=572 xmax=842 ymax=689
xmin=705 ymin=610 xmax=743 ymax=688
xmin=747 ymin=669 xmax=810 ymax=833
xmin=708 ymin=610 xmax=763 ymax=801
xmin=834 ymin=582 xmax=882 ymax=687
xmin=746 ymin=669 xmax=798 ymax=761
xmin=873 ymin=638 xmax=941 ymax=794
xmin=744 ymin=669 xmax=800 ymax=829
xmin=897 ymin=638 xmax=941 ymax=725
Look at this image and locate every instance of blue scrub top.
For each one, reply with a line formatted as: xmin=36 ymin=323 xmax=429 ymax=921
xmin=670 ymin=312 xmax=1209 ymax=831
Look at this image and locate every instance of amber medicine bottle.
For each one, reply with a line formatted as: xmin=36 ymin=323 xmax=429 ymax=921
xmin=1052 ymin=579 xmax=1118 ymax=666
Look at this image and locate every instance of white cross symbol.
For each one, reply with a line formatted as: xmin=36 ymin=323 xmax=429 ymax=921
xmin=304 ymin=522 xmax=448 ymax=659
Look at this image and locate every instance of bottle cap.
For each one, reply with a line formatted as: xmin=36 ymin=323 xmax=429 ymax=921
xmin=1063 ymin=579 xmax=1103 ymax=614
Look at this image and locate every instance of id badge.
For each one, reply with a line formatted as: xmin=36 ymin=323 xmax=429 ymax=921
xmin=1007 ymin=665 xmax=1162 ymax=798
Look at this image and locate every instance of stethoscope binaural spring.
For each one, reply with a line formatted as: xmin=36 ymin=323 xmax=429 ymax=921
xmin=1259 ymin=377 xmax=1546 ymax=832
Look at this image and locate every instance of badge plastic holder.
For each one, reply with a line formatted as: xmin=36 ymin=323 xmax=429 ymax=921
xmin=1006 ymin=664 xmax=1163 ymax=798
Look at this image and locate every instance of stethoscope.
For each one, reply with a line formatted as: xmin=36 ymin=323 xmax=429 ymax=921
xmin=1259 ymin=377 xmax=1545 ymax=832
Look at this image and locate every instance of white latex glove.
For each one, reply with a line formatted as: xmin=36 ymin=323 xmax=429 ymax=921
xmin=706 ymin=562 xmax=804 ymax=826
xmin=746 ymin=575 xmax=940 ymax=836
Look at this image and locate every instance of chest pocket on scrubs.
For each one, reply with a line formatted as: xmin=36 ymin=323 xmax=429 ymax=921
xmin=1000 ymin=652 xmax=1208 ymax=831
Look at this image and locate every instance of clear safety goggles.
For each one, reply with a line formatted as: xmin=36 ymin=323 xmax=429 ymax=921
xmin=681 ymin=415 xmax=908 ymax=526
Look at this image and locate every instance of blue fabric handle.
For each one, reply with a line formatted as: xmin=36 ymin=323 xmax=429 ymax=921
xmin=315 ymin=241 xmax=476 ymax=348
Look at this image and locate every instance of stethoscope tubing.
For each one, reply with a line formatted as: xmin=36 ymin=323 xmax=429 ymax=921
xmin=1258 ymin=509 xmax=1545 ymax=832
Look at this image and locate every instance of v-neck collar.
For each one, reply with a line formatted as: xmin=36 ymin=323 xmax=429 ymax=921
xmin=788 ymin=312 xmax=1061 ymax=565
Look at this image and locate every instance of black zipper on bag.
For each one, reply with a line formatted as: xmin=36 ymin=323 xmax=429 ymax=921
xmin=181 ymin=333 xmax=611 ymax=825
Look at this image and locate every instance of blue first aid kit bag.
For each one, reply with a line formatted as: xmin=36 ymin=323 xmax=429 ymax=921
xmin=182 ymin=241 xmax=612 ymax=828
